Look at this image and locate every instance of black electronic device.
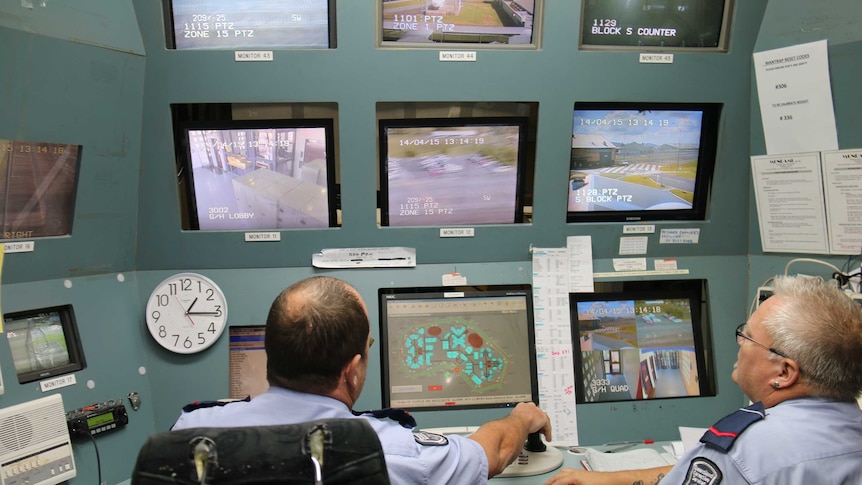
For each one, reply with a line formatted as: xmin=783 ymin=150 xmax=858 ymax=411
xmin=66 ymin=399 xmax=128 ymax=438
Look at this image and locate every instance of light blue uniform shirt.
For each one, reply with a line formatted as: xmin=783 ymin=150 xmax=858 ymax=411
xmin=171 ymin=387 xmax=489 ymax=485
xmin=664 ymin=398 xmax=862 ymax=484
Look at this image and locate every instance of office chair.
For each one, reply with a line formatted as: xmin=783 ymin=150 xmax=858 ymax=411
xmin=131 ymin=419 xmax=390 ymax=485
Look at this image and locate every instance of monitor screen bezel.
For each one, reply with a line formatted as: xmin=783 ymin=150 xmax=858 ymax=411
xmin=4 ymin=304 xmax=87 ymax=385
xmin=176 ymin=117 xmax=339 ymax=231
xmin=569 ymin=279 xmax=716 ymax=404
xmin=378 ymin=284 xmax=539 ymax=412
xmin=162 ymin=0 xmax=337 ymax=50
xmin=377 ymin=0 xmax=543 ymax=50
xmin=566 ymin=101 xmax=722 ymax=224
xmin=378 ymin=116 xmax=530 ymax=227
xmin=579 ymin=0 xmax=734 ymax=53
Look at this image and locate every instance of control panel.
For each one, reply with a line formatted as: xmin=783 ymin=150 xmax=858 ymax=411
xmin=66 ymin=399 xmax=128 ymax=438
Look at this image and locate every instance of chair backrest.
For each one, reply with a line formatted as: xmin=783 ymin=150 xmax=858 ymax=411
xmin=131 ymin=418 xmax=389 ymax=485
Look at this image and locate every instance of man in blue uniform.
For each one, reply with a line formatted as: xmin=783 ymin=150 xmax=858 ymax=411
xmin=544 ymin=274 xmax=862 ymax=485
xmin=172 ymin=276 xmax=552 ymax=484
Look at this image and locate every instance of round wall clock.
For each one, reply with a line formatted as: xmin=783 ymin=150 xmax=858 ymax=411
xmin=145 ymin=272 xmax=228 ymax=354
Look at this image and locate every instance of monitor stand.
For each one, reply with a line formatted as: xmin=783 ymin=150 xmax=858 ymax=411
xmin=422 ymin=427 xmax=564 ymax=478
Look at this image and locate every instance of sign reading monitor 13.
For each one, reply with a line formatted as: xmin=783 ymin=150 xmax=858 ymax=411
xmin=145 ymin=273 xmax=228 ymax=354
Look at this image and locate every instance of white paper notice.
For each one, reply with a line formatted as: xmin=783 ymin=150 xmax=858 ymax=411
xmin=751 ymin=153 xmax=829 ymax=254
xmin=613 ymin=258 xmax=647 ymax=272
xmin=567 ymin=236 xmax=595 ymax=293
xmin=619 ymin=236 xmax=648 ymax=255
xmin=311 ymin=247 xmax=416 ymax=268
xmin=531 ymin=247 xmax=579 ymax=445
xmin=821 ymin=149 xmax=862 ymax=255
xmin=753 ymin=40 xmax=838 ymax=155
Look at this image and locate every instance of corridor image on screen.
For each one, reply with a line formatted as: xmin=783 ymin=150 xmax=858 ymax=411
xmin=168 ymin=0 xmax=333 ymax=50
xmin=381 ymin=293 xmax=534 ymax=410
xmin=380 ymin=0 xmax=536 ymax=46
xmin=572 ymin=297 xmax=701 ymax=403
xmin=380 ymin=119 xmax=525 ymax=227
xmin=183 ymin=123 xmax=334 ymax=231
xmin=568 ymin=108 xmax=705 ymax=216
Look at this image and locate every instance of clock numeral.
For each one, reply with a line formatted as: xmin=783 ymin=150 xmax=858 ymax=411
xmin=159 ymin=326 xmax=167 ymax=338
xmin=156 ymin=294 xmax=169 ymax=307
xmin=197 ymin=332 xmax=206 ymax=345
xmin=180 ymin=278 xmax=192 ymax=291
xmin=151 ymin=310 xmax=161 ymax=322
xmin=208 ymin=322 xmax=217 ymax=333
xmin=205 ymin=288 xmax=215 ymax=301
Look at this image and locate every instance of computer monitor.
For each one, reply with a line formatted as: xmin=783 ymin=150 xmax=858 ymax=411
xmin=163 ymin=0 xmax=337 ymax=50
xmin=175 ymin=118 xmax=338 ymax=231
xmin=228 ymin=326 xmax=269 ymax=399
xmin=4 ymin=305 xmax=87 ymax=384
xmin=569 ymin=279 xmax=716 ymax=403
xmin=378 ymin=0 xmax=541 ymax=49
xmin=567 ymin=101 xmax=721 ymax=223
xmin=378 ymin=117 xmax=529 ymax=227
xmin=378 ymin=284 xmax=538 ymax=411
xmin=579 ymin=0 xmax=734 ymax=52
xmin=0 ymin=139 xmax=82 ymax=240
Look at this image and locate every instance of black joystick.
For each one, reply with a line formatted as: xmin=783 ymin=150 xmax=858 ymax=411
xmin=525 ymin=431 xmax=547 ymax=452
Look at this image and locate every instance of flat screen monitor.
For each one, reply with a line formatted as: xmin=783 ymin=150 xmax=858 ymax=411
xmin=379 ymin=284 xmax=538 ymax=412
xmin=176 ymin=118 xmax=338 ymax=231
xmin=164 ymin=0 xmax=336 ymax=50
xmin=379 ymin=117 xmax=529 ymax=227
xmin=379 ymin=0 xmax=540 ymax=48
xmin=567 ymin=102 xmax=721 ymax=223
xmin=569 ymin=279 xmax=716 ymax=404
xmin=579 ymin=0 xmax=733 ymax=52
xmin=0 ymin=139 xmax=82 ymax=240
xmin=4 ymin=305 xmax=87 ymax=384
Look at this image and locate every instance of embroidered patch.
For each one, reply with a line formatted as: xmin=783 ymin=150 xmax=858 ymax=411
xmin=413 ymin=431 xmax=449 ymax=446
xmin=682 ymin=457 xmax=723 ymax=485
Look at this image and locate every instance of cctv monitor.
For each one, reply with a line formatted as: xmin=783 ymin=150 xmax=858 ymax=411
xmin=4 ymin=305 xmax=87 ymax=384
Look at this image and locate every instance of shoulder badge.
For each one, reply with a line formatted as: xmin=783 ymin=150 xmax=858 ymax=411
xmin=681 ymin=457 xmax=723 ymax=485
xmin=413 ymin=431 xmax=449 ymax=446
xmin=699 ymin=401 xmax=765 ymax=452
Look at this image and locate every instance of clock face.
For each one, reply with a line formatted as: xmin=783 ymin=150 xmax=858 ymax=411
xmin=145 ymin=273 xmax=228 ymax=354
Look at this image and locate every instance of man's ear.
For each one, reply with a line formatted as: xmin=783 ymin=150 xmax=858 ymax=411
xmin=344 ymin=353 xmax=362 ymax=388
xmin=777 ymin=357 xmax=801 ymax=388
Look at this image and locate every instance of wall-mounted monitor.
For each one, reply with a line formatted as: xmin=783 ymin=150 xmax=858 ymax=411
xmin=378 ymin=284 xmax=538 ymax=412
xmin=0 ymin=139 xmax=82 ymax=240
xmin=164 ymin=0 xmax=336 ymax=50
xmin=176 ymin=118 xmax=338 ymax=231
xmin=4 ymin=305 xmax=87 ymax=384
xmin=379 ymin=0 xmax=541 ymax=49
xmin=569 ymin=279 xmax=716 ymax=404
xmin=567 ymin=102 xmax=721 ymax=223
xmin=579 ymin=0 xmax=733 ymax=52
xmin=379 ymin=117 xmax=529 ymax=227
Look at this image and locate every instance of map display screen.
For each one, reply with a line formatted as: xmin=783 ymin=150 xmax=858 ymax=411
xmin=379 ymin=285 xmax=537 ymax=411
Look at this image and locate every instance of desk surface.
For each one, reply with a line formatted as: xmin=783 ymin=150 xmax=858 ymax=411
xmin=492 ymin=442 xmax=675 ymax=484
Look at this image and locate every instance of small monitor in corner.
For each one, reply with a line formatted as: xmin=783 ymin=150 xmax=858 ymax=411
xmin=379 ymin=117 xmax=529 ymax=227
xmin=164 ymin=0 xmax=336 ymax=50
xmin=567 ymin=101 xmax=721 ymax=223
xmin=570 ymin=279 xmax=716 ymax=404
xmin=4 ymin=305 xmax=87 ymax=384
xmin=580 ymin=0 xmax=734 ymax=52
xmin=378 ymin=284 xmax=538 ymax=412
xmin=176 ymin=118 xmax=338 ymax=231
xmin=379 ymin=0 xmax=541 ymax=49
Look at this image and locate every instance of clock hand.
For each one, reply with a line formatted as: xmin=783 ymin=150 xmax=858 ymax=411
xmin=176 ymin=297 xmax=196 ymax=326
xmin=188 ymin=311 xmax=222 ymax=316
xmin=186 ymin=297 xmax=198 ymax=314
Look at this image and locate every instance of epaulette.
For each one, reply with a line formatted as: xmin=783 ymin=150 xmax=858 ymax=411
xmin=699 ymin=401 xmax=765 ymax=452
xmin=353 ymin=407 xmax=417 ymax=429
xmin=182 ymin=396 xmax=250 ymax=413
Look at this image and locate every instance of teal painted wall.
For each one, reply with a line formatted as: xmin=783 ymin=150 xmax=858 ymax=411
xmin=2 ymin=1 xmax=859 ymax=483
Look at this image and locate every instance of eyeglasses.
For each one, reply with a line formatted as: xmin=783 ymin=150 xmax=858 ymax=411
xmin=735 ymin=323 xmax=788 ymax=358
xmin=368 ymin=337 xmax=375 ymax=348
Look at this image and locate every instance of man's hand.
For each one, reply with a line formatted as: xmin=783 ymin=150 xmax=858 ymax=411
xmin=543 ymin=465 xmax=673 ymax=485
xmin=468 ymin=402 xmax=552 ymax=477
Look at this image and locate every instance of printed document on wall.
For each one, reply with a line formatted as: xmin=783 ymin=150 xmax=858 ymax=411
xmin=751 ymin=153 xmax=829 ymax=254
xmin=821 ymin=149 xmax=862 ymax=255
xmin=532 ymin=247 xmax=579 ymax=445
xmin=753 ymin=40 xmax=838 ymax=155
